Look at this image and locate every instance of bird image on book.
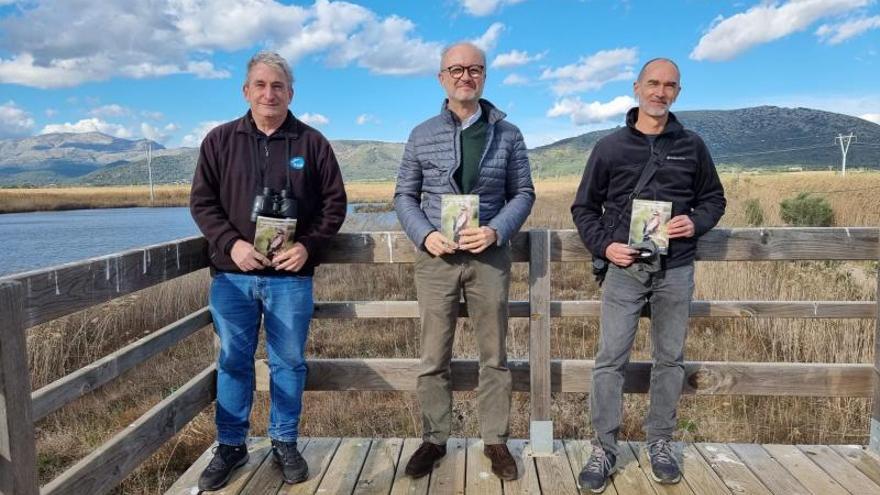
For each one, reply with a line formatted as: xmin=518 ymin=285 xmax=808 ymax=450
xmin=642 ymin=209 xmax=662 ymax=241
xmin=266 ymin=228 xmax=286 ymax=260
xmin=452 ymin=204 xmax=472 ymax=243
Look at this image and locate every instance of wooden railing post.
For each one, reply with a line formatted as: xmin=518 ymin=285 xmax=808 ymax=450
xmin=528 ymin=229 xmax=553 ymax=455
xmin=0 ymin=282 xmax=39 ymax=495
xmin=871 ymin=264 xmax=880 ymax=454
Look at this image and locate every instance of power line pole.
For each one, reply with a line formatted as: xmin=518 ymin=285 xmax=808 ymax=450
xmin=146 ymin=142 xmax=154 ymax=205
xmin=834 ymin=133 xmax=855 ymax=176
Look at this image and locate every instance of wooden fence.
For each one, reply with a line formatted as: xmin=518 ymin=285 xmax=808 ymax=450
xmin=0 ymin=228 xmax=877 ymax=494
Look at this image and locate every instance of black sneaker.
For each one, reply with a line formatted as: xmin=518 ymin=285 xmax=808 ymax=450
xmin=578 ymin=445 xmax=616 ymax=494
xmin=404 ymin=442 xmax=446 ymax=478
xmin=198 ymin=443 xmax=249 ymax=491
xmin=647 ymin=438 xmax=681 ymax=484
xmin=272 ymin=439 xmax=309 ymax=484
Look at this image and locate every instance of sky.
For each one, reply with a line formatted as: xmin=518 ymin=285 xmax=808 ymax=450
xmin=0 ymin=0 xmax=878 ymax=149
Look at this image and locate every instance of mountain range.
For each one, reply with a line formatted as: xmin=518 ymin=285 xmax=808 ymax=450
xmin=1 ymin=106 xmax=878 ymax=186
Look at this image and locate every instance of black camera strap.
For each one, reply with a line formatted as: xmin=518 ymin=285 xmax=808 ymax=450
xmin=607 ymin=135 xmax=676 ymax=232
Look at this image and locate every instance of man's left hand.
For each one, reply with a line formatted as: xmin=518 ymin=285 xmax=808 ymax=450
xmin=457 ymin=226 xmax=497 ymax=253
xmin=273 ymin=242 xmax=309 ymax=272
xmin=667 ymin=215 xmax=695 ymax=239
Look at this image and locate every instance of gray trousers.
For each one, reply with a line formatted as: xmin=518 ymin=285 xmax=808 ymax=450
xmin=591 ymin=263 xmax=695 ymax=457
xmin=414 ymin=245 xmax=512 ymax=445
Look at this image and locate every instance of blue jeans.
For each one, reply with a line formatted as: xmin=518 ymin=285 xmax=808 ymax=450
xmin=209 ymin=272 xmax=314 ymax=446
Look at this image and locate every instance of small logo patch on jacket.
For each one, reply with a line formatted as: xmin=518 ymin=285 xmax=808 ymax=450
xmin=290 ymin=156 xmax=305 ymax=169
xmin=665 ymin=155 xmax=688 ymax=161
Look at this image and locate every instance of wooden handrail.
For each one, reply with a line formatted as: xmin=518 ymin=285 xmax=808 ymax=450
xmin=0 ymin=227 xmax=876 ymax=494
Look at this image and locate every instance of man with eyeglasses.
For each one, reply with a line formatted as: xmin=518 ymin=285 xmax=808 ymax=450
xmin=394 ymin=41 xmax=535 ymax=481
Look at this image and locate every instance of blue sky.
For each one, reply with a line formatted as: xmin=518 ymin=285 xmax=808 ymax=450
xmin=0 ymin=0 xmax=878 ymax=148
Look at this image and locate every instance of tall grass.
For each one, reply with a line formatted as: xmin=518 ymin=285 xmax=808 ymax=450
xmin=25 ymin=171 xmax=880 ymax=493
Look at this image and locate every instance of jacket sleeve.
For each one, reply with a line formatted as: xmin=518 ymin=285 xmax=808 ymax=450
xmin=570 ymin=143 xmax=613 ymax=259
xmin=394 ymin=130 xmax=436 ymax=248
xmin=689 ymin=137 xmax=726 ymax=237
xmin=296 ymin=139 xmax=347 ymax=257
xmin=487 ymin=128 xmax=535 ymax=245
xmin=189 ymin=130 xmax=242 ymax=256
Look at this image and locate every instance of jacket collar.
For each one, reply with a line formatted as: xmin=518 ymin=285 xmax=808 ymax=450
xmin=234 ymin=110 xmax=301 ymax=139
xmin=624 ymin=107 xmax=683 ymax=137
xmin=440 ymin=98 xmax=506 ymax=126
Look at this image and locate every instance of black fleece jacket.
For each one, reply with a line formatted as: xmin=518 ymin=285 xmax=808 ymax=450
xmin=571 ymin=108 xmax=726 ymax=270
xmin=190 ymin=110 xmax=347 ymax=276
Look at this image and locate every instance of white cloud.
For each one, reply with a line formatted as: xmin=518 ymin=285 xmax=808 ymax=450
xmin=141 ymin=110 xmax=165 ymax=121
xmin=690 ymin=0 xmax=869 ymax=62
xmin=502 ymin=73 xmax=529 ymax=86
xmin=860 ymin=113 xmax=880 ymax=124
xmin=89 ymin=104 xmax=129 ymax=118
xmin=540 ymin=48 xmax=637 ymax=96
xmin=471 ymin=22 xmax=505 ymax=52
xmin=180 ymin=120 xmax=224 ymax=148
xmin=356 ymin=113 xmax=379 ymax=125
xmin=547 ymin=95 xmax=635 ymax=125
xmin=816 ymin=15 xmax=880 ymax=44
xmin=0 ymin=0 xmax=458 ymax=87
xmin=0 ymin=101 xmax=36 ymax=138
xmin=140 ymin=122 xmax=179 ymax=143
xmin=491 ymin=49 xmax=544 ymax=68
xmin=299 ymin=112 xmax=329 ymax=127
xmin=40 ymin=118 xmax=133 ymax=138
xmin=44 ymin=108 xmax=58 ymax=117
xmin=460 ymin=0 xmax=525 ymax=17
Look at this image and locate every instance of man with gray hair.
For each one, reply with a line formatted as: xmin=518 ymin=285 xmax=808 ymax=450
xmin=571 ymin=58 xmax=725 ymax=492
xmin=190 ymin=50 xmax=347 ymax=490
xmin=394 ymin=41 xmax=535 ymax=481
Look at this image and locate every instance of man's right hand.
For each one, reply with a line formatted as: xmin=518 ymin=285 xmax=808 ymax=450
xmin=605 ymin=242 xmax=638 ymax=267
xmin=424 ymin=231 xmax=456 ymax=256
xmin=230 ymin=239 xmax=271 ymax=271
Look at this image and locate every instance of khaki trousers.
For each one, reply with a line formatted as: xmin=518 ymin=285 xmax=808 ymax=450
xmin=414 ymin=245 xmax=512 ymax=445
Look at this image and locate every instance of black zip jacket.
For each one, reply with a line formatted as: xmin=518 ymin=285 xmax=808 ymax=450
xmin=571 ymin=107 xmax=726 ymax=270
xmin=190 ymin=110 xmax=347 ymax=276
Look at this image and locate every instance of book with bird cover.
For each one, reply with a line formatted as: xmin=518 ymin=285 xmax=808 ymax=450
xmin=254 ymin=216 xmax=298 ymax=261
xmin=441 ymin=194 xmax=479 ymax=245
xmin=629 ymin=199 xmax=672 ymax=254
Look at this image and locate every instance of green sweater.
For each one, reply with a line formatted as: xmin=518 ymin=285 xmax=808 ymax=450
xmin=455 ymin=113 xmax=488 ymax=194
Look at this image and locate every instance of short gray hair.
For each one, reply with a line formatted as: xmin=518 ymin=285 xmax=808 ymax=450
xmin=637 ymin=57 xmax=680 ymax=82
xmin=246 ymin=51 xmax=294 ymax=86
xmin=439 ymin=42 xmax=487 ymax=70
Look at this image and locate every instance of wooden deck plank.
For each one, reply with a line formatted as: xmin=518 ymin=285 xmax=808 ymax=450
xmin=831 ymin=444 xmax=880 ymax=487
xmin=390 ymin=438 xmax=431 ymax=495
xmin=610 ymin=441 xmax=661 ymax=495
xmin=680 ymin=444 xmax=730 ymax=495
xmin=695 ymin=443 xmax=771 ymax=495
xmin=534 ymin=440 xmax=577 ymax=494
xmin=164 ymin=440 xmax=217 ymax=495
xmin=761 ymin=445 xmax=847 ymax=495
xmin=464 ymin=439 xmax=502 ymax=495
xmin=798 ymin=444 xmax=880 ymax=495
xmin=428 ymin=438 xmax=466 ymax=495
xmin=502 ymin=439 xmax=542 ymax=495
xmin=354 ymin=437 xmax=404 ymax=495
xmin=312 ymin=438 xmax=372 ymax=495
xmin=628 ymin=442 xmax=694 ymax=495
xmin=276 ymin=437 xmax=342 ymax=495
xmin=728 ymin=443 xmax=811 ymax=495
xmin=562 ymin=440 xmax=619 ymax=495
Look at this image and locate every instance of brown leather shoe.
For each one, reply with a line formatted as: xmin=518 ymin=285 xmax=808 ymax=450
xmin=484 ymin=443 xmax=518 ymax=481
xmin=404 ymin=442 xmax=446 ymax=478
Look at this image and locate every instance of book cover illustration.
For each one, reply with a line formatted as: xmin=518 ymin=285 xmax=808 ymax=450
xmin=441 ymin=194 xmax=479 ymax=244
xmin=254 ymin=216 xmax=298 ymax=261
xmin=628 ymin=199 xmax=673 ymax=254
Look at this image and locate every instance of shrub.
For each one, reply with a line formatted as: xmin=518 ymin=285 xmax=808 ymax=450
xmin=744 ymin=198 xmax=764 ymax=226
xmin=780 ymin=192 xmax=834 ymax=226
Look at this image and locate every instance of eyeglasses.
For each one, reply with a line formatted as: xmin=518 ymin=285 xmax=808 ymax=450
xmin=441 ymin=65 xmax=485 ymax=79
